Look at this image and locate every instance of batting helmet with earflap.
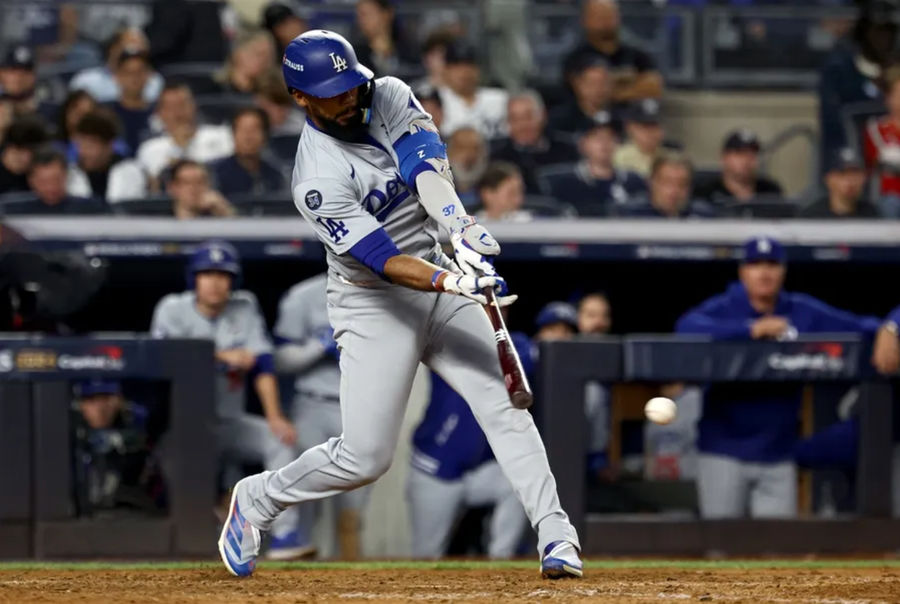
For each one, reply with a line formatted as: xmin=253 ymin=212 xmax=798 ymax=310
xmin=186 ymin=241 xmax=242 ymax=290
xmin=281 ymin=29 xmax=373 ymax=98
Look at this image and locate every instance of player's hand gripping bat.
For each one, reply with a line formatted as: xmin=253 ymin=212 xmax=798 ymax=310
xmin=483 ymin=287 xmax=533 ymax=409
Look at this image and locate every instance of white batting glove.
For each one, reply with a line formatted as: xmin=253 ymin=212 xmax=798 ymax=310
xmin=450 ymin=216 xmax=501 ymax=277
xmin=432 ymin=269 xmax=518 ymax=306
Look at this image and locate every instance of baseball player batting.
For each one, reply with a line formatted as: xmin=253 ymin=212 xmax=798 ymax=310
xmin=217 ymin=30 xmax=581 ymax=579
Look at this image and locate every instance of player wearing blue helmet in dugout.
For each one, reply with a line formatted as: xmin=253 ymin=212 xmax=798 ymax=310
xmin=150 ymin=241 xmax=308 ymax=559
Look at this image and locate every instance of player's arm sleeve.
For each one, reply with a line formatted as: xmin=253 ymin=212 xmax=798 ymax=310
xmin=675 ymin=297 xmax=753 ymax=340
xmin=295 ymin=177 xmax=401 ymax=279
xmin=798 ymin=295 xmax=883 ymax=334
xmin=379 ymin=77 xmax=468 ymax=233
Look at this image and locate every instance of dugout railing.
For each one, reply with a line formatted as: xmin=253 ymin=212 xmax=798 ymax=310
xmin=538 ymin=335 xmax=899 ymax=555
xmin=0 ymin=336 xmax=216 ymax=559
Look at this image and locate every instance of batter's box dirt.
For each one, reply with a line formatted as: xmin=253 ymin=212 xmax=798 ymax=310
xmin=0 ymin=561 xmax=898 ymax=603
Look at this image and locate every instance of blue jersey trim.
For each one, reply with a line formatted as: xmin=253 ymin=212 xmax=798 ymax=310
xmin=348 ymin=228 xmax=402 ymax=278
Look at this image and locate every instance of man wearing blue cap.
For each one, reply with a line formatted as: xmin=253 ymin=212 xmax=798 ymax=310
xmin=675 ymin=236 xmax=881 ymax=518
xmin=71 ymin=379 xmax=159 ymax=514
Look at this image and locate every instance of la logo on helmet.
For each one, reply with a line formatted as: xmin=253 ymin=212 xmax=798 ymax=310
xmin=330 ymin=52 xmax=348 ymax=73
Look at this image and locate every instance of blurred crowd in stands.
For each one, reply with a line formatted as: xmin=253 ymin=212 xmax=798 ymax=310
xmin=0 ymin=0 xmax=897 ymax=220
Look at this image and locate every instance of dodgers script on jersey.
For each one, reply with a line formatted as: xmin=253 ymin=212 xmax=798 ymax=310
xmin=150 ymin=290 xmax=272 ymax=418
xmin=291 ymin=77 xmax=445 ymax=282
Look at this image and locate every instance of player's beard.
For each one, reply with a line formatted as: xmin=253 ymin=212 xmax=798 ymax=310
xmin=314 ymin=107 xmax=368 ymax=141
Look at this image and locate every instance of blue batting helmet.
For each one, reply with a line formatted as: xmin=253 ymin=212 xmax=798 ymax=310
xmin=282 ymin=30 xmax=374 ymax=98
xmin=186 ymin=241 xmax=242 ymax=289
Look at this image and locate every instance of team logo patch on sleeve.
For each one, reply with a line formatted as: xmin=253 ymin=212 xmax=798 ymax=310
xmin=305 ymin=190 xmax=323 ymax=210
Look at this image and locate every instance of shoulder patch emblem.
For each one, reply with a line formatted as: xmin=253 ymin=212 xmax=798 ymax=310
xmin=305 ymin=189 xmax=323 ymax=210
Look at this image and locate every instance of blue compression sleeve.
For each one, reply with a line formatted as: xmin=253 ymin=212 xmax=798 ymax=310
xmin=251 ymin=352 xmax=275 ymax=377
xmin=348 ymin=228 xmax=402 ymax=278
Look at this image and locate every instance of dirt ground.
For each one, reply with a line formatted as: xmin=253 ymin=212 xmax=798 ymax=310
xmin=1 ymin=567 xmax=899 ymax=603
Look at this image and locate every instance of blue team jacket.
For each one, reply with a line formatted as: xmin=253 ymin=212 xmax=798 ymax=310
xmin=411 ymin=332 xmax=534 ymax=481
xmin=675 ymin=282 xmax=880 ymax=462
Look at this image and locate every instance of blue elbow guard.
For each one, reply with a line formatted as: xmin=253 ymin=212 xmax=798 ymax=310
xmin=393 ymin=130 xmax=446 ymax=192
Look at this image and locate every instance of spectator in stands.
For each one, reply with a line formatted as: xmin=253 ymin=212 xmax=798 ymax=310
xmin=694 ymin=129 xmax=782 ymax=206
xmin=416 ymin=87 xmax=444 ymax=132
xmin=438 ymin=42 xmax=508 ymax=139
xmin=562 ymin=0 xmax=663 ymax=104
xmin=263 ymin=2 xmax=308 ymax=60
xmin=214 ymin=30 xmax=277 ymax=97
xmin=413 ymin=31 xmax=457 ymax=93
xmin=255 ymin=72 xmax=305 ymax=138
xmin=167 ymin=159 xmax=235 ymax=219
xmin=577 ymin=292 xmax=612 ymax=335
xmin=0 ymin=115 xmax=49 ymax=195
xmin=67 ymin=109 xmax=147 ymax=203
xmin=211 ymin=107 xmax=285 ymax=197
xmin=137 ymin=83 xmax=234 ymax=183
xmin=70 ymin=28 xmax=163 ymax=105
xmin=353 ymin=0 xmax=418 ymax=77
xmin=549 ymin=57 xmax=617 ymax=141
xmin=145 ymin=0 xmax=228 ymax=66
xmin=799 ymin=148 xmax=880 ymax=218
xmin=613 ymin=99 xmax=665 ymax=178
xmin=491 ymin=90 xmax=578 ymax=194
xmin=0 ymin=45 xmax=51 ymax=119
xmin=0 ymin=99 xmax=13 ymax=144
xmin=540 ymin=115 xmax=646 ymax=217
xmin=676 ymin=235 xmax=882 ymax=519
xmin=863 ymin=64 xmax=900 ymax=218
xmin=447 ymin=126 xmax=488 ymax=208
xmin=24 ymin=148 xmax=105 ymax=214
xmin=57 ymin=91 xmax=98 ymax=151
xmin=617 ymin=152 xmax=711 ymax=219
xmin=474 ymin=162 xmax=531 ymax=222
xmin=109 ymin=49 xmax=155 ymax=156
xmin=819 ymin=0 xmax=899 ymax=167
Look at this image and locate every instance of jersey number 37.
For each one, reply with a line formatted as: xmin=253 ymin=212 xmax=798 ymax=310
xmin=317 ymin=217 xmax=350 ymax=244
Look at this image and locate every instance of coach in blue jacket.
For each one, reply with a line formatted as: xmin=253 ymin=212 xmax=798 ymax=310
xmin=675 ymin=235 xmax=881 ymax=519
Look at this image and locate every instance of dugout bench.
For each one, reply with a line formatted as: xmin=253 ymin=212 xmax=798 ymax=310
xmin=538 ymin=335 xmax=900 ymax=555
xmin=0 ymin=336 xmax=216 ymax=559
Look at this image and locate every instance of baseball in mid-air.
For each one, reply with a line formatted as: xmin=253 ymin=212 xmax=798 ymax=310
xmin=644 ymin=397 xmax=677 ymax=425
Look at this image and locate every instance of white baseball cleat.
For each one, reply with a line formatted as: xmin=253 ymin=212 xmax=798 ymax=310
xmin=540 ymin=540 xmax=583 ymax=579
xmin=217 ymin=478 xmax=261 ymax=577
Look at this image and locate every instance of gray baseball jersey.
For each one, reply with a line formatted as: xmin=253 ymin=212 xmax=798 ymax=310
xmin=150 ymin=290 xmax=272 ymax=418
xmin=274 ymin=273 xmax=340 ymax=401
xmin=235 ymin=75 xmax=580 ymax=557
xmin=291 ymin=76 xmax=443 ymax=283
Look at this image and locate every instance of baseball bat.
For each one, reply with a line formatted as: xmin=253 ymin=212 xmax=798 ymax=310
xmin=483 ymin=287 xmax=533 ymax=409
